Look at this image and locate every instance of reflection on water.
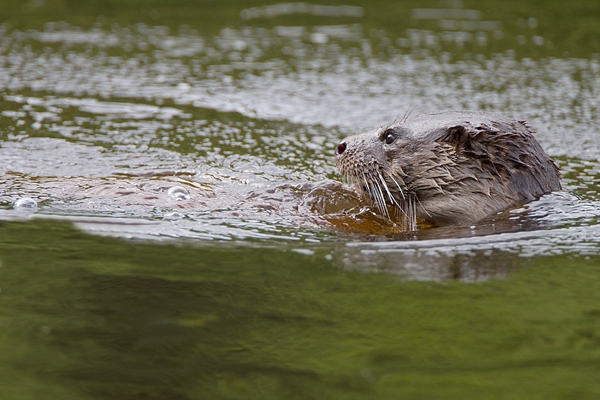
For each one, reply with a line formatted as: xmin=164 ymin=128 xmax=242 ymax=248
xmin=240 ymin=3 xmax=365 ymax=19
xmin=2 ymin=219 xmax=600 ymax=399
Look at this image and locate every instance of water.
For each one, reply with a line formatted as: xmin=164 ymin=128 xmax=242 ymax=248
xmin=1 ymin=1 xmax=600 ymax=398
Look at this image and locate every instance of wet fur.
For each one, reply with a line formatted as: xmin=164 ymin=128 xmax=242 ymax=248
xmin=335 ymin=110 xmax=561 ymax=229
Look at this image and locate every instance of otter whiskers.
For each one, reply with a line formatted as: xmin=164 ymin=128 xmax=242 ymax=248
xmin=349 ymin=167 xmax=418 ymax=231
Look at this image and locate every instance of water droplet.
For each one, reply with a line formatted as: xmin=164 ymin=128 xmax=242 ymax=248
xmin=14 ymin=197 xmax=38 ymax=211
xmin=167 ymin=185 xmax=190 ymax=201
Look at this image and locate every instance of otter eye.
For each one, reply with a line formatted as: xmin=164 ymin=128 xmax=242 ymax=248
xmin=383 ymin=130 xmax=395 ymax=145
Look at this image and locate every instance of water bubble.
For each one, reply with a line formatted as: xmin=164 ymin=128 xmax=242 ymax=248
xmin=167 ymin=185 xmax=191 ymax=201
xmin=14 ymin=197 xmax=38 ymax=211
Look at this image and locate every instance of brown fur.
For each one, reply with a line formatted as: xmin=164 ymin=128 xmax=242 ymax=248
xmin=335 ymin=110 xmax=561 ymax=229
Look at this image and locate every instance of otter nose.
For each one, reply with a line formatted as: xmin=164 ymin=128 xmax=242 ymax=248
xmin=336 ymin=141 xmax=347 ymax=155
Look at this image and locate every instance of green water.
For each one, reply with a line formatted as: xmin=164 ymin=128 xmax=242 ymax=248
xmin=1 ymin=220 xmax=600 ymax=399
xmin=2 ymin=0 xmax=600 ymax=398
xmin=4 ymin=0 xmax=600 ymax=58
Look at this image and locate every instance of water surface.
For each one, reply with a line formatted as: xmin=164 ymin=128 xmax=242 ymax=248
xmin=1 ymin=1 xmax=600 ymax=398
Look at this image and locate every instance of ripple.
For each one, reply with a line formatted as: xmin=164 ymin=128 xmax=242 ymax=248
xmin=1 ymin=19 xmax=599 ymax=266
xmin=1 ymin=24 xmax=598 ymax=145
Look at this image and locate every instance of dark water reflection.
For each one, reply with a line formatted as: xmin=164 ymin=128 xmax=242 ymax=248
xmin=3 ymin=219 xmax=600 ymax=399
xmin=2 ymin=0 xmax=600 ymax=398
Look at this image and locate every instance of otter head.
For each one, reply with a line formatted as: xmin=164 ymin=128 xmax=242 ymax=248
xmin=335 ymin=111 xmax=561 ymax=230
xmin=335 ymin=122 xmax=419 ymax=230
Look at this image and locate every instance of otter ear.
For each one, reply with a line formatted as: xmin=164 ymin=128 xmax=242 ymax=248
xmin=440 ymin=125 xmax=473 ymax=152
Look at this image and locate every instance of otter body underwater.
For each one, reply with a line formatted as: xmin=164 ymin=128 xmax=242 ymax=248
xmin=334 ymin=110 xmax=561 ymax=231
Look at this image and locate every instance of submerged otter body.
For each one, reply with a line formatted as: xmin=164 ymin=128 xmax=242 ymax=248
xmin=334 ymin=110 xmax=561 ymax=230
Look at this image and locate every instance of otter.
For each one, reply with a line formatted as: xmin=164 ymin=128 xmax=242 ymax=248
xmin=334 ymin=110 xmax=561 ymax=230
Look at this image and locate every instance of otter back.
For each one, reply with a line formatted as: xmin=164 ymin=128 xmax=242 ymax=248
xmin=334 ymin=110 xmax=561 ymax=229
